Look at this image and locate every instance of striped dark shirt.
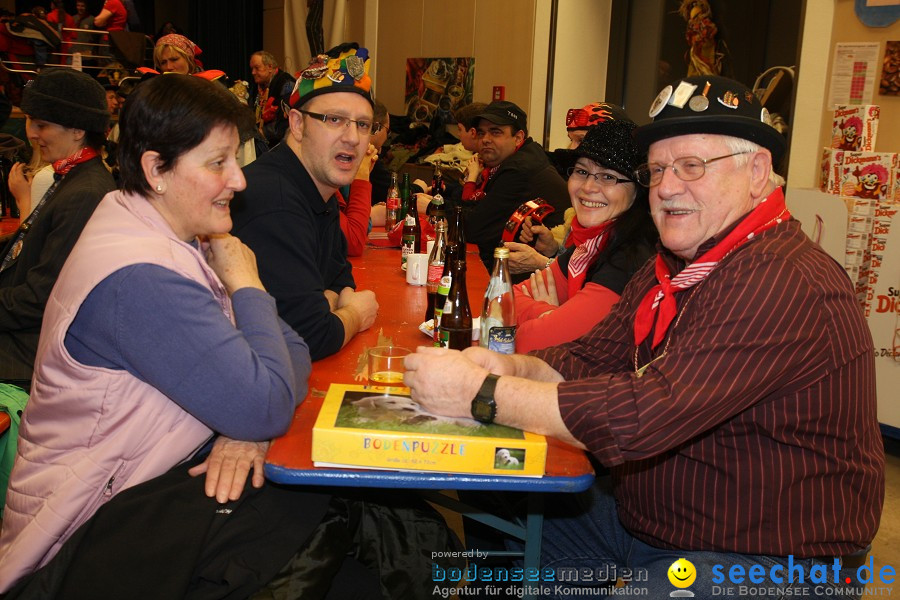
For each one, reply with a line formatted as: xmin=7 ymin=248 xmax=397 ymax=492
xmin=534 ymin=219 xmax=884 ymax=557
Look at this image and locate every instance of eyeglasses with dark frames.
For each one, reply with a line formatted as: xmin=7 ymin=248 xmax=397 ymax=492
xmin=297 ymin=109 xmax=376 ymax=135
xmin=634 ymin=151 xmax=751 ymax=187
xmin=567 ymin=166 xmax=633 ymax=186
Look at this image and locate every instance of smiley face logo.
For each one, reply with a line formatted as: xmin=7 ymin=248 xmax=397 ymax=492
xmin=668 ymin=558 xmax=697 ymax=588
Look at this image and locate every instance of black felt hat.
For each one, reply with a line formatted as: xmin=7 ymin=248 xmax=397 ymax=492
xmin=21 ymin=68 xmax=109 ymax=134
xmin=633 ymin=75 xmax=786 ymax=164
xmin=555 ymin=107 xmax=642 ymax=178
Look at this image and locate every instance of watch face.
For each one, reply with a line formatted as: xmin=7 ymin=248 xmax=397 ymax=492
xmin=471 ymin=398 xmax=495 ymax=423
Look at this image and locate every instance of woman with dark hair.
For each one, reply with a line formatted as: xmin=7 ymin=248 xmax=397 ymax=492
xmin=511 ymin=117 xmax=658 ymax=353
xmin=0 ymin=74 xmax=339 ymax=596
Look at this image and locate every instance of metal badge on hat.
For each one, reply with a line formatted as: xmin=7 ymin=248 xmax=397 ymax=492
xmin=648 ymin=85 xmax=673 ymax=118
xmin=346 ymin=55 xmax=365 ymax=80
xmin=300 ymin=54 xmax=329 ymax=80
xmin=717 ymin=90 xmax=740 ymax=109
xmin=670 ymin=81 xmax=697 ymax=109
xmin=689 ymin=81 xmax=712 ymax=112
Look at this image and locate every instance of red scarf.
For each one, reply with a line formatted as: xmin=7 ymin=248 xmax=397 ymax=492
xmin=633 ymin=187 xmax=790 ymax=348
xmin=566 ymin=218 xmax=613 ymax=297
xmin=52 ymin=147 xmax=99 ymax=176
xmin=468 ymin=165 xmax=499 ymax=203
xmin=468 ymin=139 xmax=526 ymax=202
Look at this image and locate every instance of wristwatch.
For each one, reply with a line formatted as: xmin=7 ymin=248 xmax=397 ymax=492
xmin=471 ymin=373 xmax=499 ymax=424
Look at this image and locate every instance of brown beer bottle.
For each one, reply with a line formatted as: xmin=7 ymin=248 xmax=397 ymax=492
xmin=438 ymin=258 xmax=472 ymax=350
xmin=406 ymin=186 xmax=422 ymax=253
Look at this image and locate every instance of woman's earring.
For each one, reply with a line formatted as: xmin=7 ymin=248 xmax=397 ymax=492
xmin=155 ymin=184 xmax=164 ymax=193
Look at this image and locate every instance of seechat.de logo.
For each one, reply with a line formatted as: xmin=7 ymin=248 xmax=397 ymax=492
xmin=668 ymin=558 xmax=696 ymax=598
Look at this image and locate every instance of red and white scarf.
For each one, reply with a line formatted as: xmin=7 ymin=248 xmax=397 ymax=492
xmin=52 ymin=147 xmax=99 ymax=176
xmin=467 ymin=139 xmax=525 ymax=203
xmin=633 ymin=187 xmax=790 ymax=348
xmin=566 ymin=218 xmax=613 ymax=297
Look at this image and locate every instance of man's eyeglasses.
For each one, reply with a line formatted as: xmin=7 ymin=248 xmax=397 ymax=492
xmin=297 ymin=110 xmax=378 ymax=135
xmin=567 ymin=167 xmax=632 ymax=186
xmin=634 ymin=151 xmax=750 ymax=187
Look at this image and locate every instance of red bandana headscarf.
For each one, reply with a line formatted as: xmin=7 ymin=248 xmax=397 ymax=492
xmin=633 ymin=187 xmax=790 ymax=348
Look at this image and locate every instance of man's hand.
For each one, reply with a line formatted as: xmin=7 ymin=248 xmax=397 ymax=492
xmin=464 ymin=154 xmax=483 ymax=183
xmin=335 ymin=288 xmax=379 ymax=344
xmin=188 ymin=436 xmax=270 ymax=503
xmin=404 ymin=346 xmax=489 ymax=418
xmin=504 ymin=241 xmax=550 ymax=275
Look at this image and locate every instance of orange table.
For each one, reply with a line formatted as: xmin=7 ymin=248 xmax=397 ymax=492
xmin=265 ymin=242 xmax=595 ymax=594
xmin=0 ymin=217 xmax=20 ymax=239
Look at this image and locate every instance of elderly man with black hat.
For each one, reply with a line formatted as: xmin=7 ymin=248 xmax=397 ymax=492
xmin=462 ymin=100 xmax=569 ymax=278
xmin=404 ymin=76 xmax=884 ymax=599
xmin=231 ymin=43 xmax=378 ymax=361
xmin=0 ymin=68 xmax=114 ymax=512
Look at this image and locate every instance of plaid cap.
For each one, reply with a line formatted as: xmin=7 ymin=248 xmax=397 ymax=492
xmin=289 ymin=43 xmax=373 ymax=108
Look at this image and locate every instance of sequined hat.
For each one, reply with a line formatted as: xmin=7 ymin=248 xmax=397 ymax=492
xmin=565 ymin=102 xmax=630 ymax=131
xmin=289 ymin=42 xmax=373 ymax=108
xmin=633 ymin=75 xmax=786 ymax=164
xmin=555 ymin=107 xmax=642 ymax=178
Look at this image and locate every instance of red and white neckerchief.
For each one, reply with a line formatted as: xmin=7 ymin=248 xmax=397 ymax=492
xmin=1 ymin=147 xmax=100 ymax=273
xmin=566 ymin=218 xmax=613 ymax=298
xmin=466 ymin=165 xmax=499 ymax=203
xmin=633 ymin=187 xmax=790 ymax=349
xmin=466 ymin=138 xmax=526 ymax=203
xmin=52 ymin=146 xmax=99 ymax=176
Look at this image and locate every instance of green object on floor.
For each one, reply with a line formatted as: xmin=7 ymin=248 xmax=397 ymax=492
xmin=0 ymin=383 xmax=28 ymax=518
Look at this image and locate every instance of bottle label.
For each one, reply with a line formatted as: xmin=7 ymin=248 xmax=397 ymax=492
xmin=487 ymin=326 xmax=516 ymax=354
xmin=401 ymin=236 xmax=416 ymax=267
xmin=386 ymin=196 xmax=399 ymax=210
xmin=427 ymin=264 xmax=443 ymax=284
xmin=437 ymin=275 xmax=452 ymax=296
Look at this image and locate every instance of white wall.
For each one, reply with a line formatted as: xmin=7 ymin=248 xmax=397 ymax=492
xmin=545 ymin=0 xmax=613 ymax=150
xmin=786 ymin=2 xmax=835 ymax=189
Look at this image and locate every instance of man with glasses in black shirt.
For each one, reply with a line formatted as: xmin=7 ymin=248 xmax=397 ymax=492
xmin=232 ymin=43 xmax=378 ymax=361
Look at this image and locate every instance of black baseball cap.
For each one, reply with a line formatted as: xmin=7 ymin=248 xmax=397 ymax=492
xmin=476 ymin=100 xmax=527 ymax=132
xmin=633 ymin=75 xmax=786 ymax=164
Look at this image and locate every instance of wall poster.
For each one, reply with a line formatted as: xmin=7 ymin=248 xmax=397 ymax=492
xmin=404 ymin=57 xmax=474 ymax=125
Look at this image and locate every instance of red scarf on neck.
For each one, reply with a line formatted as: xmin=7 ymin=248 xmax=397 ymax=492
xmin=566 ymin=218 xmax=613 ymax=297
xmin=633 ymin=187 xmax=790 ymax=348
xmin=469 ymin=138 xmax=526 ymax=203
xmin=52 ymin=147 xmax=99 ymax=176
